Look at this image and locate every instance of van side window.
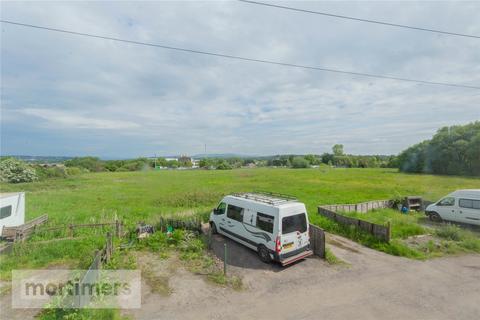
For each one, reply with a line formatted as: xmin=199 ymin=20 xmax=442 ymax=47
xmin=215 ymin=202 xmax=227 ymax=215
xmin=438 ymin=197 xmax=455 ymax=206
xmin=0 ymin=205 xmax=12 ymax=219
xmin=256 ymin=212 xmax=274 ymax=233
xmin=474 ymin=200 xmax=480 ymax=210
xmin=460 ymin=199 xmax=480 ymax=209
xmin=227 ymin=205 xmax=244 ymax=222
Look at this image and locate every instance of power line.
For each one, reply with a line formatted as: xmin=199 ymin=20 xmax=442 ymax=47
xmin=238 ymin=0 xmax=480 ymax=39
xmin=1 ymin=19 xmax=479 ymax=90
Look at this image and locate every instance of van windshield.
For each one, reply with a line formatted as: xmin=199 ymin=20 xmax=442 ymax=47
xmin=282 ymin=213 xmax=307 ymax=234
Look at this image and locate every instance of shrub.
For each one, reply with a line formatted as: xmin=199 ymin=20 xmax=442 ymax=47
xmin=435 ymin=224 xmax=464 ymax=241
xmin=35 ymin=166 xmax=68 ymax=180
xmin=64 ymin=157 xmax=105 ymax=172
xmin=291 ymin=157 xmax=310 ymax=168
xmin=216 ymin=161 xmax=232 ymax=170
xmin=65 ymin=166 xmax=84 ymax=175
xmin=0 ymin=158 xmax=38 ymax=183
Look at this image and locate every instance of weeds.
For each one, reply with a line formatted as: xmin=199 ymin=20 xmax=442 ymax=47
xmin=435 ymin=224 xmax=464 ymax=241
xmin=325 ymin=247 xmax=345 ymax=265
xmin=134 ymin=229 xmax=242 ymax=289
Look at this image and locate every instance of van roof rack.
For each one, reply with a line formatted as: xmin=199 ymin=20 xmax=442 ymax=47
xmin=232 ymin=191 xmax=297 ymax=206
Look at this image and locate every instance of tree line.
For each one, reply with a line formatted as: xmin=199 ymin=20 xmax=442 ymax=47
xmin=1 ymin=121 xmax=478 ymax=183
xmin=397 ymin=121 xmax=480 ymax=176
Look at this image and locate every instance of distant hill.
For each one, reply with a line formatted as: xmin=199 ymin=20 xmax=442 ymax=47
xmin=3 ymin=155 xmax=74 ymax=163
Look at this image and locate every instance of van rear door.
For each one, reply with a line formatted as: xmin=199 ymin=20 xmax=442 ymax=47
xmin=280 ymin=213 xmax=308 ymax=254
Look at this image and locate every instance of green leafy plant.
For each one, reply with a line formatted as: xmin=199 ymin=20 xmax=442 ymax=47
xmin=0 ymin=157 xmax=38 ymax=183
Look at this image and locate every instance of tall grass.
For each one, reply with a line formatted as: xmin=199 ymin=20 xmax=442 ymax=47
xmin=338 ymin=208 xmax=426 ymax=239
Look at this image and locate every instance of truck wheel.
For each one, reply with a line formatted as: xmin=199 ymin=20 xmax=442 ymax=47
xmin=429 ymin=212 xmax=442 ymax=222
xmin=210 ymin=222 xmax=218 ymax=234
xmin=258 ymin=245 xmax=271 ymax=263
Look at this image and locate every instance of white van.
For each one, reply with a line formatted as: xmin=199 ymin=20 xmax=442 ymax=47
xmin=426 ymin=189 xmax=480 ymax=226
xmin=209 ymin=192 xmax=312 ymax=266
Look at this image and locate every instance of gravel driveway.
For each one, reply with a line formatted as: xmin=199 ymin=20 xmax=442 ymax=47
xmin=4 ymin=233 xmax=479 ymax=320
xmin=128 ymin=233 xmax=480 ymax=320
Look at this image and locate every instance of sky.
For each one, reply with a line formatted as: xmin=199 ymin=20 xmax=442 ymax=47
xmin=1 ymin=1 xmax=479 ymax=158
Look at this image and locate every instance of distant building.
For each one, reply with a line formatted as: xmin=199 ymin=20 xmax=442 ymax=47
xmin=191 ymin=159 xmax=200 ymax=168
xmin=161 ymin=155 xmax=200 ymax=169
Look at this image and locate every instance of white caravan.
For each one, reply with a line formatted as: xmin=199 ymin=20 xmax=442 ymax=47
xmin=209 ymin=192 xmax=312 ymax=266
xmin=426 ymin=189 xmax=480 ymax=226
xmin=0 ymin=192 xmax=26 ymax=235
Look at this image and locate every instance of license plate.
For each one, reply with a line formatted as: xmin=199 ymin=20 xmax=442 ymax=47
xmin=283 ymin=242 xmax=294 ymax=249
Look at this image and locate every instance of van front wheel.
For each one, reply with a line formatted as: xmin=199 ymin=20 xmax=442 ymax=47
xmin=210 ymin=222 xmax=218 ymax=234
xmin=258 ymin=245 xmax=271 ymax=263
xmin=429 ymin=212 xmax=443 ymax=222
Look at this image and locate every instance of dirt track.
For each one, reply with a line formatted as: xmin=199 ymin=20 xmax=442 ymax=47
xmin=127 ymin=233 xmax=480 ymax=320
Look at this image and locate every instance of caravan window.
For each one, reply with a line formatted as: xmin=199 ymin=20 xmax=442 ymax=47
xmin=256 ymin=212 xmax=274 ymax=233
xmin=0 ymin=205 xmax=12 ymax=219
xmin=227 ymin=205 xmax=244 ymax=222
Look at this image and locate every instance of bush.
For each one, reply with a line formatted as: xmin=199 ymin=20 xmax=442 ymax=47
xmin=65 ymin=166 xmax=84 ymax=175
xmin=35 ymin=166 xmax=68 ymax=180
xmin=64 ymin=157 xmax=105 ymax=172
xmin=291 ymin=157 xmax=310 ymax=168
xmin=435 ymin=224 xmax=465 ymax=241
xmin=0 ymin=158 xmax=38 ymax=183
xmin=216 ymin=161 xmax=232 ymax=170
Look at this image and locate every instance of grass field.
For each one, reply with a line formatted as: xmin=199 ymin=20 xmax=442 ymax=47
xmin=1 ymin=167 xmax=479 ymax=225
xmin=1 ymin=167 xmax=479 ymax=277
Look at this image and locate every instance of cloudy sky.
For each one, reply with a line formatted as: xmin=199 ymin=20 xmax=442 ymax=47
xmin=1 ymin=1 xmax=479 ymax=158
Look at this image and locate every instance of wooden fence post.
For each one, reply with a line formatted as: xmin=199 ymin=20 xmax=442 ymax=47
xmin=94 ymin=249 xmax=100 ymax=269
xmin=387 ymin=221 xmax=391 ymax=243
xmin=69 ymin=224 xmax=74 ymax=237
xmin=106 ymin=232 xmax=112 ymax=262
xmin=115 ymin=219 xmax=120 ymax=237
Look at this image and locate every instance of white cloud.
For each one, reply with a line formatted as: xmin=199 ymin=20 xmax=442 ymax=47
xmin=19 ymin=108 xmax=139 ymax=130
xmin=1 ymin=1 xmax=479 ymax=157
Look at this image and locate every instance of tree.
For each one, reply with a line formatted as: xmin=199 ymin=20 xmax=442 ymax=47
xmin=304 ymin=154 xmax=320 ymax=165
xmin=178 ymin=156 xmax=193 ymax=167
xmin=291 ymin=156 xmax=310 ymax=168
xmin=0 ymin=158 xmax=38 ymax=183
xmin=332 ymin=144 xmax=344 ymax=156
xmin=397 ymin=121 xmax=480 ymax=176
xmin=321 ymin=153 xmax=335 ymax=165
xmin=199 ymin=158 xmax=210 ymax=168
xmin=166 ymin=160 xmax=179 ymax=168
xmin=216 ymin=160 xmax=232 ymax=170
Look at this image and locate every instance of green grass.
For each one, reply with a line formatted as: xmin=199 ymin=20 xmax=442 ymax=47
xmin=1 ymin=168 xmax=478 ymax=226
xmin=0 ymin=237 xmax=106 ymax=279
xmin=38 ymin=308 xmax=130 ymax=320
xmin=0 ymin=168 xmax=479 ymax=270
xmin=340 ymin=208 xmax=427 ymax=239
xmin=325 ymin=247 xmax=345 ymax=265
xmin=324 ymin=208 xmax=480 ymax=259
